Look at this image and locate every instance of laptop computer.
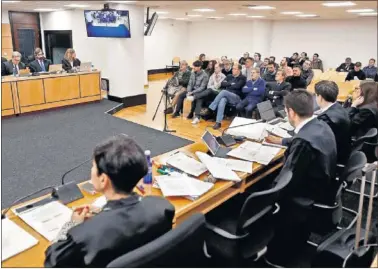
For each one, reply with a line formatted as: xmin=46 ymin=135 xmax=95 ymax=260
xmin=79 ymin=62 xmax=92 ymax=72
xmin=257 ymin=100 xmax=286 ymax=125
xmin=202 ymin=131 xmax=231 ymax=158
xmin=49 ymin=64 xmax=62 ymax=72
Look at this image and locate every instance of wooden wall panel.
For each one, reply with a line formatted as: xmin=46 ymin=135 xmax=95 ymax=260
xmin=1 ymin=23 xmax=13 ymax=59
xmin=17 ymin=80 xmax=44 ymax=107
xmin=80 ymin=74 xmax=101 ymax=97
xmin=2 ymin=49 xmax=13 ymax=59
xmin=1 ymin=24 xmax=11 ymax=37
xmin=1 ymin=82 xmax=14 ymax=110
xmin=2 ymin=37 xmax=13 ymax=49
xmin=44 ymin=76 xmax=80 ymax=102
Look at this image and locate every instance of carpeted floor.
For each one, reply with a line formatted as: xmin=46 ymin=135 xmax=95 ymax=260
xmin=1 ymin=100 xmax=192 ymax=208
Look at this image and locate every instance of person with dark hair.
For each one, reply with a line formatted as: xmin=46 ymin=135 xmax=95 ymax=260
xmin=241 ymin=57 xmax=254 ymax=81
xmin=311 ymin=53 xmax=324 ymax=72
xmin=345 ymin=62 xmax=366 ymax=81
xmin=173 ymin=60 xmax=208 ymax=119
xmin=347 ymin=81 xmax=378 ymax=138
xmin=286 ymin=65 xmax=307 ymax=89
xmin=302 ymin=60 xmax=314 ymax=86
xmin=201 ymin=64 xmax=247 ymax=129
xmin=269 ymin=56 xmax=279 ymax=70
xmin=280 ymin=57 xmax=293 ymax=76
xmin=363 ymin=58 xmax=377 ymax=79
xmin=262 ymin=61 xmax=277 ymax=82
xmin=199 ymin=53 xmax=209 ymax=69
xmin=265 ymin=90 xmax=337 ymax=266
xmin=2 ymin=51 xmax=26 ymax=76
xmin=260 ymin=58 xmax=270 ymax=75
xmin=222 ymin=59 xmax=232 ymax=76
xmin=239 ymin=52 xmax=249 ymax=65
xmin=266 ymin=69 xmax=292 ymax=114
xmin=44 ymin=135 xmax=175 ymax=267
xmin=336 ymin=57 xmax=354 ymax=72
xmin=288 ymin=52 xmax=299 ymax=67
xmin=236 ymin=68 xmax=266 ymax=118
xmin=28 ymin=48 xmax=52 ymax=73
xmin=253 ymin=52 xmax=263 ymax=68
xmin=298 ymin=52 xmax=308 ymax=66
xmin=205 ymin=60 xmax=216 ymax=77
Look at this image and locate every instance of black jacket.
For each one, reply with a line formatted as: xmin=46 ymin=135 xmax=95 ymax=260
xmin=221 ymin=74 xmax=247 ymax=97
xmin=347 ymin=103 xmax=378 ymax=138
xmin=62 ymin=58 xmax=81 ymax=71
xmin=44 ymin=195 xmax=175 ymax=267
xmin=345 ymin=70 xmax=366 ymax=81
xmin=336 ymin=63 xmax=354 ymax=72
xmin=318 ymin=103 xmax=351 ymax=165
xmin=2 ymin=61 xmax=26 ymax=76
xmin=28 ymin=59 xmax=52 ymax=73
xmin=286 ymin=75 xmax=307 ymax=89
xmin=222 ymin=68 xmax=232 ymax=77
xmin=266 ymin=81 xmax=292 ymax=107
xmin=262 ymin=71 xmax=276 ymax=82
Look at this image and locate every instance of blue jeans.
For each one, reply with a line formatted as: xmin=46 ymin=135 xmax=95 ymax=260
xmin=209 ymin=90 xmax=241 ymax=123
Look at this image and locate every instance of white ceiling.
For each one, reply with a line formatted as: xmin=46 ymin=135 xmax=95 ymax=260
xmin=1 ymin=1 xmax=377 ymax=21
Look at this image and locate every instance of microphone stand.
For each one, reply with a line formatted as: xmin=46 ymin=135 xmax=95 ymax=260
xmin=152 ymin=88 xmax=176 ymax=133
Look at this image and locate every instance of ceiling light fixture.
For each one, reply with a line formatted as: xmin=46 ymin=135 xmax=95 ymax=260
xmin=34 ymin=8 xmax=60 ymax=12
xmin=175 ymin=18 xmax=188 ymax=20
xmin=359 ymin=12 xmax=377 ymax=16
xmin=159 ymin=17 xmax=170 ymax=19
xmin=296 ymin=14 xmax=318 ymax=17
xmin=248 ymin=6 xmax=275 ymax=10
xmin=106 ymin=1 xmax=137 ymax=3
xmin=247 ymin=15 xmax=265 ymax=18
xmin=281 ymin=11 xmax=303 ymax=15
xmin=347 ymin=9 xmax=375 ymax=13
xmin=228 ymin=13 xmax=247 ymax=16
xmin=156 ymin=11 xmax=169 ymax=14
xmin=2 ymin=1 xmax=21 ymax=3
xmin=64 ymin=4 xmax=90 ymax=8
xmin=192 ymin=8 xmax=215 ymax=12
xmin=322 ymin=1 xmax=356 ymax=7
xmin=207 ymin=16 xmax=224 ymax=19
xmin=187 ymin=14 xmax=202 ymax=17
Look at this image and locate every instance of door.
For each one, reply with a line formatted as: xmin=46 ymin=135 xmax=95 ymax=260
xmin=44 ymin=30 xmax=73 ymax=64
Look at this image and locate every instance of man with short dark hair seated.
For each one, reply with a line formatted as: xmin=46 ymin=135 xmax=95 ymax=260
xmin=201 ymin=64 xmax=247 ymax=129
xmin=222 ymin=59 xmax=232 ymax=76
xmin=269 ymin=56 xmax=279 ymax=70
xmin=266 ymin=69 xmax=292 ymax=114
xmin=236 ymin=68 xmax=266 ymax=118
xmin=265 ymin=90 xmax=337 ymax=266
xmin=345 ymin=62 xmax=366 ymax=81
xmin=336 ymin=57 xmax=354 ymax=72
xmin=301 ymin=60 xmax=314 ymax=86
xmin=44 ymin=135 xmax=175 ymax=267
xmin=28 ymin=48 xmax=52 ymax=73
xmin=262 ymin=61 xmax=277 ymax=82
xmin=286 ymin=65 xmax=307 ymax=89
xmin=241 ymin=57 xmax=254 ymax=81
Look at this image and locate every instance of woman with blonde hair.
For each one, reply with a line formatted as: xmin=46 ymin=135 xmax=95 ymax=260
xmin=62 ymin=48 xmax=81 ymax=71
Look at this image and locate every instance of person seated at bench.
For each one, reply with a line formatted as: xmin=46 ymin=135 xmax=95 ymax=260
xmin=266 ymin=69 xmax=292 ymax=115
xmin=162 ymin=60 xmax=191 ymax=114
xmin=188 ymin=63 xmax=226 ymax=125
xmin=62 ymin=48 xmax=81 ymax=72
xmin=286 ymin=65 xmax=307 ymax=89
xmin=222 ymin=59 xmax=232 ymax=76
xmin=363 ymin=58 xmax=377 ymax=80
xmin=2 ymin=51 xmax=26 ymax=76
xmin=28 ymin=48 xmax=52 ymax=73
xmin=336 ymin=57 xmax=354 ymax=72
xmin=201 ymin=64 xmax=246 ymax=129
xmin=262 ymin=61 xmax=277 ymax=82
xmin=236 ymin=68 xmax=266 ymax=118
xmin=345 ymin=62 xmax=366 ymax=81
xmin=172 ymin=60 xmax=208 ymax=118
xmin=311 ymin=53 xmax=324 ymax=72
xmin=44 ymin=135 xmax=175 ymax=267
xmin=301 ymin=60 xmax=314 ymax=86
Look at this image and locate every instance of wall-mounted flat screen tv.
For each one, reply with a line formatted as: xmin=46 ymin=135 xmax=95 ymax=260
xmin=84 ymin=10 xmax=131 ymax=38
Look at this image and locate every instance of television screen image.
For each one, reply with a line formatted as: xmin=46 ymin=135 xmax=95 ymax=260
xmin=84 ymin=10 xmax=131 ymax=38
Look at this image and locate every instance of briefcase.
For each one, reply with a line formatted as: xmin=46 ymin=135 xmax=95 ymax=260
xmin=313 ymin=162 xmax=378 ymax=268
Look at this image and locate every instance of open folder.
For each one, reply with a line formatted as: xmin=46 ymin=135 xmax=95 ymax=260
xmin=196 ymin=152 xmax=241 ymax=181
xmin=166 ymin=152 xmax=208 ymax=177
xmin=227 ymin=141 xmax=281 ymax=165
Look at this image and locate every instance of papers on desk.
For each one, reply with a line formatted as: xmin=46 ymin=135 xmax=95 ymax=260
xmin=1 ymin=218 xmax=38 ymax=261
xmin=266 ymin=124 xmax=292 ymax=138
xmin=15 ymin=201 xmax=72 ymax=242
xmin=196 ymin=152 xmax=241 ymax=181
xmin=278 ymin=121 xmax=294 ymax=132
xmin=156 ymin=174 xmax=214 ymax=197
xmin=227 ymin=141 xmax=281 ymax=165
xmin=225 ymin=117 xmax=267 ymax=141
xmin=166 ymin=152 xmax=208 ymax=177
xmin=213 ymin=157 xmax=253 ymax=174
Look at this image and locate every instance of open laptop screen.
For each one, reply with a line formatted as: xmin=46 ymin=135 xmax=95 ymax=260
xmin=257 ymin=101 xmax=276 ymax=122
xmin=201 ymin=131 xmax=220 ymax=156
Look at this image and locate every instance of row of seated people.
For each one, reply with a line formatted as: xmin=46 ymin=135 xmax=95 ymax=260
xmin=1 ymin=48 xmax=82 ymax=76
xmin=163 ymin=59 xmax=308 ymax=129
xmin=42 ymin=82 xmax=378 ymax=267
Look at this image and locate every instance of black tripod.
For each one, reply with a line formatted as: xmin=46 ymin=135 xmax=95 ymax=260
xmin=152 ymin=89 xmax=176 ymax=133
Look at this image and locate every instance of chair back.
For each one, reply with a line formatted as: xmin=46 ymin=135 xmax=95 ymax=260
xmin=107 ymin=213 xmax=206 ymax=268
xmin=312 ymin=69 xmax=323 ymax=80
xmin=340 ymin=151 xmax=367 ymax=187
xmin=352 ymin=128 xmax=378 ymax=153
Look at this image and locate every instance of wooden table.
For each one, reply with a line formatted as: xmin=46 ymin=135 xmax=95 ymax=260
xmin=1 ymin=71 xmax=101 ymax=116
xmin=2 ymin=141 xmax=284 ymax=267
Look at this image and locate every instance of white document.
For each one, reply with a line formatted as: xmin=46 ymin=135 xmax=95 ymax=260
xmin=1 ymin=218 xmax=38 ymax=261
xmin=166 ymin=152 xmax=208 ymax=177
xmin=225 ymin=117 xmax=267 ymax=141
xmin=92 ymin=196 xmax=107 ymax=209
xmin=156 ymin=174 xmax=213 ymax=197
xmin=16 ymin=201 xmax=72 ymax=242
xmin=213 ymin=157 xmax=253 ymax=173
xmin=266 ymin=124 xmax=292 ymax=138
xmin=278 ymin=121 xmax=294 ymax=131
xmin=227 ymin=141 xmax=280 ymax=165
xmin=262 ymin=140 xmax=288 ymax=149
xmin=196 ymin=152 xmax=241 ymax=181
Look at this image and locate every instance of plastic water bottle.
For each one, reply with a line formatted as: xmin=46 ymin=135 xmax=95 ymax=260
xmin=143 ymin=150 xmax=152 ymax=195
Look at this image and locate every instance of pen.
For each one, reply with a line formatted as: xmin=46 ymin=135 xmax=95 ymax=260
xmin=136 ymin=184 xmax=145 ymax=194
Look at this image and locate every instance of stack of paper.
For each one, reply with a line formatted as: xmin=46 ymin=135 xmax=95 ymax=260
xmin=212 ymin=157 xmax=253 ymax=174
xmin=196 ymin=152 xmax=241 ymax=181
xmin=166 ymin=152 xmax=208 ymax=177
xmin=227 ymin=141 xmax=281 ymax=165
xmin=2 ymin=218 xmax=38 ymax=261
xmin=266 ymin=124 xmax=292 ymax=138
xmin=278 ymin=121 xmax=294 ymax=132
xmin=15 ymin=201 xmax=72 ymax=242
xmin=155 ymin=174 xmax=214 ymax=197
xmin=225 ymin=117 xmax=267 ymax=141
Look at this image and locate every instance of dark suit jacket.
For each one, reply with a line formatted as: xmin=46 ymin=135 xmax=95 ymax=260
xmin=318 ymin=103 xmax=351 ymax=165
xmin=2 ymin=61 xmax=26 ymax=76
xmin=1 ymin=57 xmax=7 ymax=76
xmin=347 ymin=103 xmax=378 ymax=138
xmin=221 ymin=74 xmax=247 ymax=97
xmin=62 ymin=58 xmax=81 ymax=71
xmin=286 ymin=76 xmax=307 ymax=89
xmin=44 ymin=194 xmax=175 ymax=267
xmin=336 ymin=63 xmax=354 ymax=72
xmin=266 ymin=81 xmax=292 ymax=107
xmin=28 ymin=59 xmax=52 ymax=73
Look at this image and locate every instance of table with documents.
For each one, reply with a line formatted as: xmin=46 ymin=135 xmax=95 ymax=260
xmin=1 ymin=141 xmax=284 ymax=267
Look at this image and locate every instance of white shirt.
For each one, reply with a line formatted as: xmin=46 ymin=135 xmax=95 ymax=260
xmin=320 ymin=102 xmax=336 ymax=113
xmin=294 ymin=115 xmax=317 ymax=134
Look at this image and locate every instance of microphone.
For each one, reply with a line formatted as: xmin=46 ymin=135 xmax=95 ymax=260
xmin=1 ymin=186 xmax=55 ymax=219
xmin=52 ymin=158 xmax=92 ymax=205
xmin=217 ymin=119 xmax=264 ymax=146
